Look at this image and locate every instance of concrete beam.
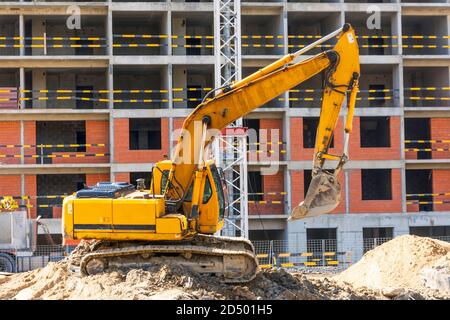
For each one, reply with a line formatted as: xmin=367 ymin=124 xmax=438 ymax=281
xmin=0 ymin=4 xmax=107 ymax=16
xmin=403 ymin=57 xmax=450 ymax=67
xmin=0 ymin=164 xmax=110 ymax=175
xmin=405 ymin=108 xmax=450 ymax=118
xmin=112 ymin=55 xmax=215 ymax=65
xmin=401 ymin=5 xmax=450 ymax=16
xmin=0 ymin=57 xmax=109 ymax=68
xmin=111 ymin=163 xmax=155 ymax=173
xmin=405 ymin=160 xmax=450 ymax=170
xmin=288 ymin=160 xmax=403 ymax=170
xmin=0 ymin=109 xmax=110 ymax=121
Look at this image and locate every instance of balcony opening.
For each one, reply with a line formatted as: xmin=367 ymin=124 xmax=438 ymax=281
xmin=242 ymin=14 xmax=284 ymax=56
xmin=360 ymin=117 xmax=390 ymax=148
xmin=402 ymin=16 xmax=448 ymax=55
xmin=403 ymin=67 xmax=450 ymax=108
xmin=172 ymin=12 xmax=213 ymax=56
xmin=113 ymin=12 xmax=167 ymax=56
xmin=357 ymin=64 xmax=396 ymax=108
xmin=346 ymin=12 xmax=396 ymax=55
xmin=361 ymin=169 xmax=392 ymax=200
xmin=24 ymin=15 xmax=106 ymax=56
xmin=172 ymin=65 xmax=213 ymax=109
xmin=406 ymin=169 xmax=433 ymax=212
xmin=129 ymin=118 xmax=162 ymax=150
xmin=0 ymin=16 xmax=20 ymax=56
xmin=0 ymin=68 xmax=19 ymax=109
xmin=114 ymin=65 xmax=167 ymax=109
xmin=36 ymin=121 xmax=86 ymax=164
xmin=37 ymin=174 xmax=86 ymax=219
xmin=405 ymin=118 xmax=431 ymax=160
xmin=303 ymin=117 xmax=334 ymax=149
xmin=288 ymin=12 xmax=340 ymax=56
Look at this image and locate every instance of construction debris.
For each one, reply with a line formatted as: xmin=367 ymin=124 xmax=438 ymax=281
xmin=0 ymin=235 xmax=449 ymax=300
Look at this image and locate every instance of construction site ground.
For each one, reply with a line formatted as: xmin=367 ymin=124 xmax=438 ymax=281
xmin=0 ymin=235 xmax=449 ymax=300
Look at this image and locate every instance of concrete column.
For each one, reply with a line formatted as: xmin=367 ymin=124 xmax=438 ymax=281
xmin=32 ymin=70 xmax=46 ymax=109
xmin=19 ymin=14 xmax=25 ymax=56
xmin=107 ymin=8 xmax=113 ymax=57
xmin=392 ymin=9 xmax=402 ymax=56
xmin=19 ymin=67 xmax=25 ymax=109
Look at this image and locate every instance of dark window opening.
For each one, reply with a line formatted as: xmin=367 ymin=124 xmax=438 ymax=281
xmin=360 ymin=117 xmax=390 ymax=147
xmin=410 ymin=226 xmax=450 ymax=238
xmin=76 ymin=131 xmax=86 ymax=152
xmin=303 ymin=117 xmax=334 ymax=149
xmin=405 ymin=118 xmax=431 ymax=160
xmin=75 ymin=39 xmax=94 ymax=55
xmin=186 ymin=37 xmax=201 ymax=55
xmin=248 ymin=171 xmax=263 ymax=201
xmin=304 ymin=170 xmax=312 ymax=198
xmin=129 ymin=118 xmax=162 ymax=150
xmin=363 ymin=227 xmax=393 ymax=239
xmin=363 ymin=227 xmax=394 ymax=253
xmin=368 ymin=84 xmax=386 ymax=107
xmin=406 ymin=169 xmax=433 ymax=212
xmin=243 ymin=118 xmax=260 ymax=143
xmin=368 ymin=37 xmax=384 ymax=55
xmin=130 ymin=172 xmax=152 ymax=190
xmin=76 ymin=85 xmax=94 ymax=110
xmin=362 ymin=169 xmax=392 ymax=200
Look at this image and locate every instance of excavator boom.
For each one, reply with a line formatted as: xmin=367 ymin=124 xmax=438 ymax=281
xmin=166 ymin=24 xmax=360 ymax=219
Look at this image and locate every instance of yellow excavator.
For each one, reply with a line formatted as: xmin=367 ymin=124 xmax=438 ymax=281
xmin=62 ymin=24 xmax=360 ymax=282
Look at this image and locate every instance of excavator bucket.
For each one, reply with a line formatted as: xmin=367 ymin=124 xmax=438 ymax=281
xmin=290 ymin=171 xmax=340 ymax=220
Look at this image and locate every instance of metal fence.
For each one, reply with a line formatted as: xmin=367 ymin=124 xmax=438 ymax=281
xmin=4 ymin=235 xmax=450 ymax=273
xmin=13 ymin=245 xmax=75 ymax=273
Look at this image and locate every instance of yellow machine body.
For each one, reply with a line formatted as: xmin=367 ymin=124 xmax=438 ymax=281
xmin=63 ymin=160 xmax=225 ymax=241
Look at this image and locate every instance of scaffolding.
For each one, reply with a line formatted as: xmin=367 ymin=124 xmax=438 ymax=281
xmin=214 ymin=0 xmax=248 ymax=238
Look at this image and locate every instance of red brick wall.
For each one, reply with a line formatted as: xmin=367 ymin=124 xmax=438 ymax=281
xmin=114 ymin=172 xmax=130 ymax=183
xmin=114 ymin=118 xmax=169 ymax=163
xmin=0 ymin=121 xmax=21 ymax=165
xmin=350 ymin=117 xmax=401 ymax=160
xmin=431 ymin=118 xmax=450 ymax=160
xmin=432 ymin=169 xmax=450 ymax=212
xmin=0 ymin=175 xmax=37 ymax=218
xmin=24 ymin=121 xmax=36 ymax=165
xmin=25 ymin=175 xmax=37 ymax=218
xmin=290 ymin=169 xmax=346 ymax=214
xmin=249 ymin=170 xmax=285 ymax=215
xmin=86 ymin=173 xmax=110 ymax=186
xmin=349 ymin=169 xmax=402 ymax=213
xmin=290 ymin=117 xmax=343 ymax=161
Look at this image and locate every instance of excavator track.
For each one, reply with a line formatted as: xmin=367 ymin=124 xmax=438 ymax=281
xmin=69 ymin=235 xmax=259 ymax=283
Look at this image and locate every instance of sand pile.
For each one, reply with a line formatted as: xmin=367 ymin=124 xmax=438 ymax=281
xmin=334 ymin=235 xmax=450 ymax=298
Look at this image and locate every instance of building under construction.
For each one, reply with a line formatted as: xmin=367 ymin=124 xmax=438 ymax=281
xmin=0 ymin=0 xmax=449 ymax=259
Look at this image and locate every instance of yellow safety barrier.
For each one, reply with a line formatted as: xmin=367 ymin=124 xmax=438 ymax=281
xmin=407 ymin=200 xmax=450 ymax=205
xmin=0 ymin=143 xmax=106 ymax=148
xmin=404 ymin=148 xmax=450 ymax=152
xmin=0 ymin=153 xmax=109 ymax=158
xmin=405 ymin=139 xmax=450 ymax=144
xmin=406 ymin=192 xmax=450 ymax=198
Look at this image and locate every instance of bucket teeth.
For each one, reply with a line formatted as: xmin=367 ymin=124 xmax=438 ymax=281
xmin=290 ymin=171 xmax=341 ymax=220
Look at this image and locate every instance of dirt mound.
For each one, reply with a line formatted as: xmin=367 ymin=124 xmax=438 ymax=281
xmin=0 ymin=259 xmax=383 ymax=300
xmin=1 ymin=236 xmax=449 ymax=300
xmin=334 ymin=235 xmax=450 ymax=298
